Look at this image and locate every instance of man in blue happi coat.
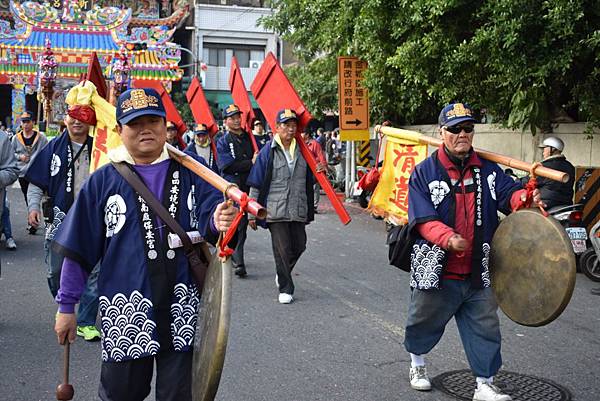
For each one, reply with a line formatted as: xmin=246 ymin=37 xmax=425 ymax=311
xmin=53 ymin=88 xmax=238 ymax=401
xmin=216 ymin=104 xmax=256 ymax=277
xmin=404 ymin=103 xmax=543 ymax=401
xmin=251 ymin=119 xmax=270 ymax=150
xmin=26 ymin=100 xmax=101 ymax=341
xmin=184 ymin=123 xmax=218 ymax=172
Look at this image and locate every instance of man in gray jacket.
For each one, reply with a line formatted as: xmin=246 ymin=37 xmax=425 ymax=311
xmin=247 ymin=109 xmax=325 ymax=304
xmin=11 ymin=111 xmax=48 ymax=234
xmin=0 ymin=129 xmax=19 ymax=271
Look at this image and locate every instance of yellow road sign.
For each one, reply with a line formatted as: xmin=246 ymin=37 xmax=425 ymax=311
xmin=337 ymin=57 xmax=369 ymax=132
xmin=340 ymin=129 xmax=369 ymax=141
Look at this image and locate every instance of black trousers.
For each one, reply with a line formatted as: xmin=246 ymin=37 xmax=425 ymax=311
xmin=232 ymin=214 xmax=248 ymax=268
xmin=18 ymin=177 xmax=29 ymax=206
xmin=268 ymin=221 xmax=307 ymax=295
xmin=98 ymin=349 xmax=192 ymax=401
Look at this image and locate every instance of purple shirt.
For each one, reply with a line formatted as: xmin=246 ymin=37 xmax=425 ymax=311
xmin=56 ymin=160 xmax=218 ymax=313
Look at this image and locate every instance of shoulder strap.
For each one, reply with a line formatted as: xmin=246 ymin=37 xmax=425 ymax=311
xmin=68 ymin=139 xmax=88 ymax=169
xmin=54 ymin=136 xmax=91 ymax=193
xmin=111 ymin=161 xmax=195 ymax=253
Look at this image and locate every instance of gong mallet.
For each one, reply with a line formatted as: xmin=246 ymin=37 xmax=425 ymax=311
xmin=56 ymin=341 xmax=74 ymax=400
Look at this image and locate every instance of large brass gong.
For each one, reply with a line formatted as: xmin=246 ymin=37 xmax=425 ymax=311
xmin=490 ymin=209 xmax=576 ymax=327
xmin=192 ymin=244 xmax=232 ymax=401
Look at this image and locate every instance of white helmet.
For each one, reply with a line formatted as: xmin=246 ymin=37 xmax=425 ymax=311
xmin=539 ymin=136 xmax=564 ymax=152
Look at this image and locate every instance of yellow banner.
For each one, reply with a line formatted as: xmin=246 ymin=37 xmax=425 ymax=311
xmin=368 ymin=136 xmax=427 ymax=223
xmin=65 ymin=81 xmax=122 ymax=172
xmin=89 ymin=104 xmax=122 ymax=172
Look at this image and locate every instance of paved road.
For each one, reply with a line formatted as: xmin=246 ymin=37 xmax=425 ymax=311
xmin=1 ymin=186 xmax=599 ymax=401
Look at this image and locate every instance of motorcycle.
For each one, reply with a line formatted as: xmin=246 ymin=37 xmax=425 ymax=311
xmin=547 ymin=204 xmax=588 ymax=265
xmin=579 ymin=219 xmax=600 ymax=282
xmin=356 ymin=166 xmax=371 ymax=208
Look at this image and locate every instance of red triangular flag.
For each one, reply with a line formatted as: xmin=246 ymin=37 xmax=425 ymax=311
xmin=85 ymin=52 xmax=108 ymax=100
xmin=229 ymin=56 xmax=258 ymax=152
xmin=186 ymin=77 xmax=219 ymax=161
xmin=251 ymin=52 xmax=351 ymax=225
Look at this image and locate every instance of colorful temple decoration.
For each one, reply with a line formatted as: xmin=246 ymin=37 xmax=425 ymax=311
xmin=11 ymin=83 xmax=25 ymax=128
xmin=0 ymin=0 xmax=189 ymax=126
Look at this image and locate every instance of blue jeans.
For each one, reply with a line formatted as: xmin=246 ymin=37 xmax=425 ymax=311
xmin=404 ymin=280 xmax=502 ymax=378
xmin=45 ymin=239 xmax=99 ymax=326
xmin=2 ymin=192 xmax=12 ymax=239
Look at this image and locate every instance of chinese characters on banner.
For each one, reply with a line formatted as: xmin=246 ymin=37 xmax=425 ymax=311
xmin=368 ymin=136 xmax=427 ymax=223
xmin=337 ymin=57 xmax=369 ymax=141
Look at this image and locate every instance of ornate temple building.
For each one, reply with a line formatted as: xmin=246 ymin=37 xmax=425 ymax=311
xmin=0 ymin=0 xmax=190 ymax=129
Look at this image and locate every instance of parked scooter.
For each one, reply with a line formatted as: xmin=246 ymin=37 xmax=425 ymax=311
xmin=547 ymin=204 xmax=588 ymax=264
xmin=580 ymin=219 xmax=600 ymax=282
xmin=356 ymin=166 xmax=371 ymax=208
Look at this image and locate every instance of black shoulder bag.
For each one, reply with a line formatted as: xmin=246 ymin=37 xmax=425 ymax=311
xmin=386 ymin=223 xmax=415 ymax=272
xmin=112 ymin=162 xmax=211 ymax=292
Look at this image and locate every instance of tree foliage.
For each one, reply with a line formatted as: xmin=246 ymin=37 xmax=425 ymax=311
xmin=172 ymin=90 xmax=193 ymax=127
xmin=261 ymin=0 xmax=600 ymax=132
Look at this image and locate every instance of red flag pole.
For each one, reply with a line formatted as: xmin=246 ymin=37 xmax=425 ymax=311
xmin=229 ymin=56 xmax=259 ymax=153
xmin=250 ymin=53 xmax=351 ymax=225
xmin=186 ymin=77 xmax=219 ymax=162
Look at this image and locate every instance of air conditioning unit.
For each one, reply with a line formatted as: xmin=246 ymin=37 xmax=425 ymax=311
xmin=249 ymin=60 xmax=263 ymax=69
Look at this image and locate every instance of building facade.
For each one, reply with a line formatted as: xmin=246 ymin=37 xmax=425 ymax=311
xmin=189 ymin=1 xmax=281 ymax=120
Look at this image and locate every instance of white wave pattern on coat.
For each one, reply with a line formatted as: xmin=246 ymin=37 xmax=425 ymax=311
xmin=410 ymin=243 xmax=445 ymax=289
xmin=99 ymin=291 xmax=160 ymax=362
xmin=171 ymin=283 xmax=201 ymax=351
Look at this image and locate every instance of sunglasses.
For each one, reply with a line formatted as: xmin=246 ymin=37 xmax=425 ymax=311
xmin=444 ymin=125 xmax=474 ymax=134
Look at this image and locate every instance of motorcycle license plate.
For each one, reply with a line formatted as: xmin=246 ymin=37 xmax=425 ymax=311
xmin=566 ymin=227 xmax=588 ymax=240
xmin=571 ymin=239 xmax=587 ymax=254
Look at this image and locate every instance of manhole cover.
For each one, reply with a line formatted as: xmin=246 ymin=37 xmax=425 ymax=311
xmin=432 ymin=370 xmax=571 ymax=401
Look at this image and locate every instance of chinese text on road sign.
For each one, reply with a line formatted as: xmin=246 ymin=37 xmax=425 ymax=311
xmin=338 ymin=57 xmax=369 ymax=140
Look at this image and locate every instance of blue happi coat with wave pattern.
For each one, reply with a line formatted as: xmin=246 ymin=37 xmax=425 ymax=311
xmin=53 ymin=155 xmax=221 ymax=362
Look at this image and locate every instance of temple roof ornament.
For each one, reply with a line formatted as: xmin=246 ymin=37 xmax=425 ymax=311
xmin=0 ymin=0 xmax=190 ymax=85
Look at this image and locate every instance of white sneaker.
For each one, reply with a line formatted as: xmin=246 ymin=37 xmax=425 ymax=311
xmin=409 ymin=366 xmax=431 ymax=391
xmin=473 ymin=383 xmax=512 ymax=401
xmin=278 ymin=293 xmax=293 ymax=304
xmin=5 ymin=237 xmax=16 ymax=250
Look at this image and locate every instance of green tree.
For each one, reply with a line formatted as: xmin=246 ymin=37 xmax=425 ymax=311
xmin=262 ymin=0 xmax=600 ymax=133
xmin=172 ymin=90 xmax=193 ymax=127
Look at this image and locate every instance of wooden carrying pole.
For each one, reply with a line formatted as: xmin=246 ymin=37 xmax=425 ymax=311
xmin=375 ymin=125 xmax=569 ymax=183
xmin=166 ymin=144 xmax=267 ymax=219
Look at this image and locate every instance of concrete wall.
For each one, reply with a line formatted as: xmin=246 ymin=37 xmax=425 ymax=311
xmin=399 ymin=123 xmax=599 ymax=169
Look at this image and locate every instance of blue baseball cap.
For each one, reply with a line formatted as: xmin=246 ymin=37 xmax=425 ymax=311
xmin=223 ymin=104 xmax=241 ymax=118
xmin=116 ymin=88 xmax=166 ymax=124
xmin=276 ymin=108 xmax=297 ymax=123
xmin=438 ymin=103 xmax=477 ymax=127
xmin=194 ymin=123 xmax=208 ymax=135
xmin=20 ymin=111 xmax=34 ymax=122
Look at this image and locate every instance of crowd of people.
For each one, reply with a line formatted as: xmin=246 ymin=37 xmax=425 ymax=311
xmin=0 ymin=94 xmax=583 ymax=401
